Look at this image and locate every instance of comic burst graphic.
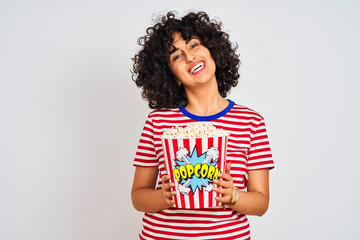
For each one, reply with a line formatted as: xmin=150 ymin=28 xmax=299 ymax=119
xmin=174 ymin=146 xmax=220 ymax=195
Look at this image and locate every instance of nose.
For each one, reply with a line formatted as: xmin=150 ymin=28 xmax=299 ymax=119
xmin=184 ymin=51 xmax=195 ymax=63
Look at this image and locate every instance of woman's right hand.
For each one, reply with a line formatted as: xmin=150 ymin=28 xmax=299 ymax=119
xmin=161 ymin=175 xmax=176 ymax=208
xmin=132 ymin=167 xmax=176 ymax=213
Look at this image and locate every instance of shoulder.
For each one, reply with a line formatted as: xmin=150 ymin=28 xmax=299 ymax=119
xmin=229 ymin=101 xmax=265 ymax=121
xmin=146 ymin=108 xmax=182 ymax=121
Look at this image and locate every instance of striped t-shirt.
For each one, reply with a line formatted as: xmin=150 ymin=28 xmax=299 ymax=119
xmin=133 ymin=100 xmax=274 ymax=240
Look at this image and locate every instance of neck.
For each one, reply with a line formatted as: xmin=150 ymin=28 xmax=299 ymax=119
xmin=184 ymin=83 xmax=229 ymax=116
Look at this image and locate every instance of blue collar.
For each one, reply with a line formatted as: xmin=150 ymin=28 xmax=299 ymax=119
xmin=179 ymin=100 xmax=234 ymax=121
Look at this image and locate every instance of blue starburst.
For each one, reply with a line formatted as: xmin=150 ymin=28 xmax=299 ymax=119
xmin=175 ymin=146 xmax=219 ymax=194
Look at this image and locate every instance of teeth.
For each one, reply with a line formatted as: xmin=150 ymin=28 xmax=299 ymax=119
xmin=191 ymin=62 xmax=204 ymax=74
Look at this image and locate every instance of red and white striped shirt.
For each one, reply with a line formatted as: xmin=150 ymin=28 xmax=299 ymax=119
xmin=133 ymin=100 xmax=274 ymax=239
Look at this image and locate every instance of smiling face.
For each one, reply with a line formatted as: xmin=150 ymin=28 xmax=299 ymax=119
xmin=168 ymin=32 xmax=217 ymax=90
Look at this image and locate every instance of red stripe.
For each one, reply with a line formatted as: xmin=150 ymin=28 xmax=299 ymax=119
xmin=133 ymin=163 xmax=157 ymax=167
xmin=250 ymin=147 xmax=271 ymax=155
xmin=164 ymin=139 xmax=172 ymax=177
xmin=141 ymin=230 xmax=174 ymax=240
xmin=183 ymin=138 xmax=194 ymax=209
xmin=135 ymin=151 xmax=155 ymax=158
xmin=216 ymin=118 xmax=259 ymax=127
xmin=224 ymin=136 xmax=229 ymax=190
xmin=208 ymin=137 xmax=214 ymax=148
xmin=178 ymin=139 xmax=186 ymax=208
xmin=143 ymin=215 xmax=248 ymax=231
xmin=227 ymin=154 xmax=247 ymax=160
xmin=250 ymin=142 xmax=270 ymax=149
xmin=142 ymin=222 xmax=250 ymax=238
xmin=156 ymin=210 xmax=245 ymax=219
xmin=211 ymin=230 xmax=250 ymax=240
xmin=195 ymin=138 xmax=204 ymax=208
xmin=248 ymin=160 xmax=274 ymax=167
xmin=222 ymin=113 xmax=261 ymax=120
xmin=140 ymin=132 xmax=153 ymax=139
xmin=252 ymin=134 xmax=269 ymax=141
xmin=230 ymin=166 xmax=247 ymax=171
xmin=217 ymin=136 xmax=223 ymax=200
xmin=208 ymin=137 xmax=214 ymax=207
xmin=138 ymin=139 xmax=153 ymax=145
xmin=147 ymin=212 xmax=244 ymax=224
xmin=133 ymin=158 xmax=157 ymax=164
xmin=248 ymin=154 xmax=273 ymax=161
xmin=225 ymin=136 xmax=228 ymax=163
xmin=171 ymin=138 xmax=185 ymax=208
xmin=136 ymin=146 xmax=154 ymax=152
xmin=152 ymin=118 xmax=194 ymax=125
xmin=164 ymin=139 xmax=176 ymax=207
xmin=228 ymin=139 xmax=251 ymax=145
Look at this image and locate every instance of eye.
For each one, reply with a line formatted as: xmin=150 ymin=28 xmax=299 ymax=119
xmin=173 ymin=54 xmax=182 ymax=61
xmin=190 ymin=43 xmax=198 ymax=49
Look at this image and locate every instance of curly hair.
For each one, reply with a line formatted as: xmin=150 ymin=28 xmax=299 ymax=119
xmin=132 ymin=11 xmax=240 ymax=109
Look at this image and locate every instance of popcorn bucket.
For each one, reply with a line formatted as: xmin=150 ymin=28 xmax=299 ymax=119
xmin=161 ymin=135 xmax=229 ymax=209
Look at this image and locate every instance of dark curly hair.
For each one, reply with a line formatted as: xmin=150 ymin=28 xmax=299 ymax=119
xmin=132 ymin=11 xmax=240 ymax=109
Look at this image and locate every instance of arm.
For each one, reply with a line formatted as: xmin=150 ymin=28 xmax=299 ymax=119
xmin=213 ymin=163 xmax=270 ymax=216
xmin=131 ymin=166 xmax=176 ymax=213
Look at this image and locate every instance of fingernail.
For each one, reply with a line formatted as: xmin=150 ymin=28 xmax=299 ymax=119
xmin=214 ymin=180 xmax=218 ymax=183
xmin=218 ymin=173 xmax=222 ymax=177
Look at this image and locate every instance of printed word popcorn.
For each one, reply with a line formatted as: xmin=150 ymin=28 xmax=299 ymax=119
xmin=162 ymin=123 xmax=228 ymax=138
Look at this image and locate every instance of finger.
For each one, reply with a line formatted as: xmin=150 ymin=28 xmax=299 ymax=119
xmin=226 ymin=162 xmax=231 ymax=174
xmin=162 ymin=182 xmax=175 ymax=191
xmin=162 ymin=175 xmax=171 ymax=183
xmin=164 ymin=195 xmax=175 ymax=205
xmin=217 ymin=172 xmax=233 ymax=181
xmin=214 ymin=179 xmax=233 ymax=188
xmin=166 ymin=198 xmax=175 ymax=206
xmin=212 ymin=187 xmax=231 ymax=195
xmin=165 ymin=190 xmax=176 ymax=198
xmin=215 ymin=196 xmax=231 ymax=203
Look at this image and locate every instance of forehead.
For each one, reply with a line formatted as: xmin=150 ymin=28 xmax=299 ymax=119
xmin=169 ymin=32 xmax=185 ymax=52
xmin=169 ymin=32 xmax=198 ymax=51
xmin=172 ymin=32 xmax=183 ymax=45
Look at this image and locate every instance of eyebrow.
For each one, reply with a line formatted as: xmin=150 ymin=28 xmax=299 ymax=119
xmin=169 ymin=46 xmax=178 ymax=55
xmin=169 ymin=37 xmax=197 ymax=56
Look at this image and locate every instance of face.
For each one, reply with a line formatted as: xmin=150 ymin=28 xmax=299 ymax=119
xmin=168 ymin=32 xmax=216 ymax=90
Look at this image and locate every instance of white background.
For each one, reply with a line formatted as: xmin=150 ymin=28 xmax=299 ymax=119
xmin=1 ymin=0 xmax=359 ymax=239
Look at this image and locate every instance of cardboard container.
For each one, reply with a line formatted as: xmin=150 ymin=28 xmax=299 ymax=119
xmin=161 ymin=135 xmax=229 ymax=209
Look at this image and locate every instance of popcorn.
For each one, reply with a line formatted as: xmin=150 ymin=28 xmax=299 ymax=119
xmin=162 ymin=123 xmax=228 ymax=138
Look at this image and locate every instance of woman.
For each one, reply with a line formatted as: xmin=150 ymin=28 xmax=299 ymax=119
xmin=131 ymin=11 xmax=274 ymax=239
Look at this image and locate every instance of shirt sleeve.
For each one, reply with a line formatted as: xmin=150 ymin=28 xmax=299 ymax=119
xmin=133 ymin=113 xmax=159 ymax=167
xmin=247 ymin=117 xmax=275 ymax=171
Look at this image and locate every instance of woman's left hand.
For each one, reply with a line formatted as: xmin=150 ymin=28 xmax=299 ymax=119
xmin=213 ymin=162 xmax=234 ymax=205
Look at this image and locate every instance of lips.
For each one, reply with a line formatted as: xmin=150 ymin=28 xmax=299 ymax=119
xmin=188 ymin=61 xmax=206 ymax=75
